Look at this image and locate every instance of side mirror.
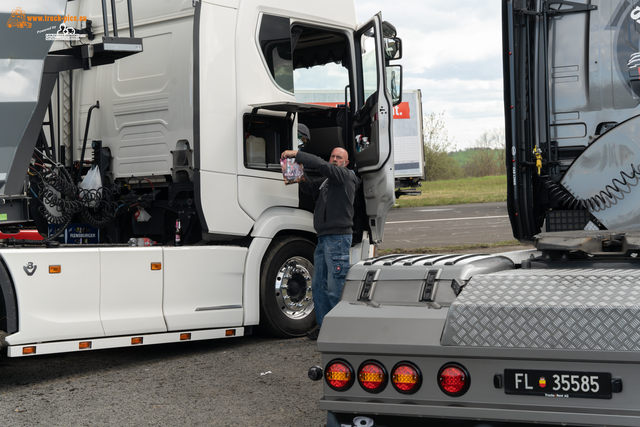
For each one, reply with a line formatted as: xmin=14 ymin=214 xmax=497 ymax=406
xmin=384 ymin=37 xmax=402 ymax=61
xmin=382 ymin=21 xmax=397 ymax=38
xmin=386 ymin=65 xmax=403 ymax=106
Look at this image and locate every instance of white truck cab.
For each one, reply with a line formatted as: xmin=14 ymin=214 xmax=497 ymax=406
xmin=0 ymin=0 xmax=402 ymax=354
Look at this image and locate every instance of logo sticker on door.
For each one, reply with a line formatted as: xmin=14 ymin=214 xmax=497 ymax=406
xmin=610 ymin=2 xmax=640 ymax=101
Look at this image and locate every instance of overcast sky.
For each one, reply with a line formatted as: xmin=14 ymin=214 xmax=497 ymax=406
xmin=354 ymin=0 xmax=504 ymax=150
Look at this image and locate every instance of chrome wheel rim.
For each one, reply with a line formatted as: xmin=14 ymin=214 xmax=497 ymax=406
xmin=274 ymin=256 xmax=314 ymax=320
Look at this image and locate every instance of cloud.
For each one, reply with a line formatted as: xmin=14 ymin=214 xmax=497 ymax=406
xmin=407 ymin=78 xmax=503 ymax=103
xmin=354 ymin=0 xmax=505 ymax=149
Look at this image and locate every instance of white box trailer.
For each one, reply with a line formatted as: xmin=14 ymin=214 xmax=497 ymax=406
xmin=296 ymin=89 xmax=425 ymax=197
xmin=0 ymin=0 xmax=403 ymax=356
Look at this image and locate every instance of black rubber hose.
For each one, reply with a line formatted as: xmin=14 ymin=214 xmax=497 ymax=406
xmin=76 ymin=101 xmax=100 ymax=185
xmin=546 ymin=164 xmax=640 ymax=212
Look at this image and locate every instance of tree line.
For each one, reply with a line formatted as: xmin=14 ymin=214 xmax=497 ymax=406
xmin=422 ymin=111 xmax=506 ymax=181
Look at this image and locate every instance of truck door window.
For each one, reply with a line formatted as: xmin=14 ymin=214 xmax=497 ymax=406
xmin=361 ymin=26 xmax=379 ymax=102
xmin=257 ymin=15 xmax=351 ymax=96
xmin=292 ymin=27 xmax=349 ymax=95
xmin=258 ymin=14 xmax=294 ymax=92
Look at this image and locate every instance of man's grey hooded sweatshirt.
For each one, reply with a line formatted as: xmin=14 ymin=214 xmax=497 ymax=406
xmin=295 ymin=151 xmax=361 ymax=237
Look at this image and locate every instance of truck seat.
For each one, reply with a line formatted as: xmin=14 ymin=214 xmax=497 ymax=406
xmin=304 ymin=126 xmax=345 ymax=161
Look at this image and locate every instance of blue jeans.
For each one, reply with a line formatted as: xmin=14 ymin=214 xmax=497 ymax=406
xmin=313 ymin=234 xmax=352 ymax=327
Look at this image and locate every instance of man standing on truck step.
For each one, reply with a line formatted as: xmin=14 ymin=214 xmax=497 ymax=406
xmin=281 ymin=140 xmax=360 ymax=341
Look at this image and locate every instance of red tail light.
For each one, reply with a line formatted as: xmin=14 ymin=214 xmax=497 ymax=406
xmin=438 ymin=363 xmax=470 ymax=397
xmin=325 ymin=360 xmax=354 ymax=391
xmin=392 ymin=362 xmax=421 ymax=394
xmin=358 ymin=361 xmax=387 ymax=393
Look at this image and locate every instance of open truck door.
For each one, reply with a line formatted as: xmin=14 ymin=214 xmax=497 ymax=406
xmin=240 ymin=12 xmax=402 ymax=246
xmin=353 ymin=14 xmax=402 ymax=244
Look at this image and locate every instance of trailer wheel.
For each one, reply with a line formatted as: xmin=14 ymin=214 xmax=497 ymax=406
xmin=259 ymin=237 xmax=316 ymax=337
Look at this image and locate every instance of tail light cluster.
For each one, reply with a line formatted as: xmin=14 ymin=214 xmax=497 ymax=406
xmin=324 ymin=360 xmax=470 ymax=397
xmin=437 ymin=363 xmax=470 ymax=396
xmin=325 ymin=359 xmax=423 ymax=394
xmin=325 ymin=360 xmax=354 ymax=390
xmin=358 ymin=361 xmax=387 ymax=393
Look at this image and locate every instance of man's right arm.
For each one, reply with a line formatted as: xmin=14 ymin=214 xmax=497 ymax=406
xmin=295 ymin=151 xmax=351 ymax=184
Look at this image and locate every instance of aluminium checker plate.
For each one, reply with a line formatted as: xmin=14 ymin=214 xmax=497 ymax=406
xmin=441 ymin=268 xmax=640 ymax=351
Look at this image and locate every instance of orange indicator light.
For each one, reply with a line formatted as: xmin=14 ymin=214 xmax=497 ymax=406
xmin=49 ymin=265 xmax=61 ymax=274
xmin=180 ymin=333 xmax=191 ymax=341
xmin=392 ymin=362 xmax=421 ymax=394
xmin=79 ymin=342 xmax=92 ymax=349
xmin=325 ymin=360 xmax=353 ymax=391
xmin=151 ymin=263 xmax=162 ymax=270
xmin=225 ymin=329 xmax=236 ymax=337
xmin=358 ymin=362 xmax=386 ymax=392
xmin=22 ymin=346 xmax=36 ymax=355
xmin=131 ymin=337 xmax=143 ymax=345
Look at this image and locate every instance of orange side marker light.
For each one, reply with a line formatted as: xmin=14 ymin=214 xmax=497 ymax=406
xmin=22 ymin=346 xmax=36 ymax=355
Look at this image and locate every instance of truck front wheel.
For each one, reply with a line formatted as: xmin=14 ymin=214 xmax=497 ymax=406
xmin=259 ymin=237 xmax=316 ymax=337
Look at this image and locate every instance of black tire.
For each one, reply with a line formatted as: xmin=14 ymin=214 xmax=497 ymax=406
xmin=259 ymin=236 xmax=316 ymax=337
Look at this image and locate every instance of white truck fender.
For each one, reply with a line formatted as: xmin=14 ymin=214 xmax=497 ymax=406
xmin=250 ymin=207 xmax=314 ymax=239
xmin=243 ymin=207 xmax=315 ymax=327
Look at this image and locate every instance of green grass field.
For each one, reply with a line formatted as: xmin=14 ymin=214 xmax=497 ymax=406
xmin=395 ymin=175 xmax=507 ymax=208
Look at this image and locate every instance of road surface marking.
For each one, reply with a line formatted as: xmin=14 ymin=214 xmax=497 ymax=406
xmin=387 ymin=215 xmax=508 ymax=225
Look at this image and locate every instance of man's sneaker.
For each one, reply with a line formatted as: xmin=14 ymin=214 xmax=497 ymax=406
xmin=306 ymin=327 xmax=320 ymax=340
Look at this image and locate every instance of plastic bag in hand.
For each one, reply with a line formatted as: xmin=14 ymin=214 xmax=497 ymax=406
xmin=280 ymin=158 xmax=305 ymax=185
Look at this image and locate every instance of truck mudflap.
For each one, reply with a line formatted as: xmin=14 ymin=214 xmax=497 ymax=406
xmin=441 ymin=268 xmax=640 ymax=350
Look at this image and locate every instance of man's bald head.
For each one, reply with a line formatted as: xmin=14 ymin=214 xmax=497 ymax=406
xmin=330 ymin=147 xmax=349 ymax=168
